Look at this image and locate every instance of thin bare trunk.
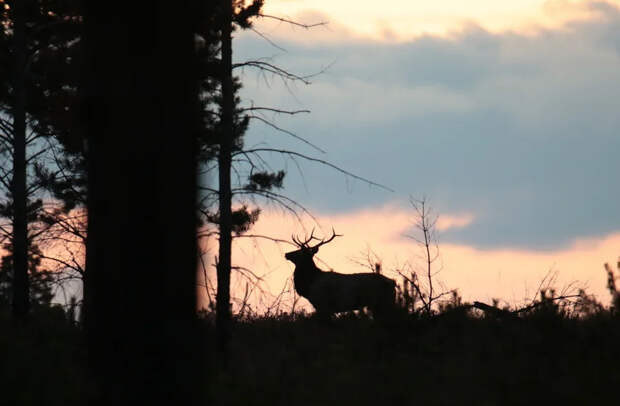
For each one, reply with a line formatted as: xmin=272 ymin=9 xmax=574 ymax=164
xmin=216 ymin=0 xmax=234 ymax=359
xmin=423 ymin=205 xmax=433 ymax=314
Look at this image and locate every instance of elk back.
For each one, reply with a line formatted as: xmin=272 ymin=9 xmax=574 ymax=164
xmin=306 ymin=272 xmax=396 ymax=315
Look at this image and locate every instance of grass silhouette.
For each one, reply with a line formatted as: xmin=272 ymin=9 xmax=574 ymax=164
xmin=2 ymin=282 xmax=620 ymax=406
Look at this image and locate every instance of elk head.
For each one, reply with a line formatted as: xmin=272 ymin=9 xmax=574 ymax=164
xmin=285 ymin=228 xmax=341 ymax=298
xmin=284 ymin=228 xmax=341 ymax=265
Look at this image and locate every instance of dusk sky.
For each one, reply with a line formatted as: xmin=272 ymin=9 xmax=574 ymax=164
xmin=205 ymin=0 xmax=620 ymax=310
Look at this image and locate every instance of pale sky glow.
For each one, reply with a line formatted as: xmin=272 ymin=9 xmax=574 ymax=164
xmin=201 ymin=207 xmax=619 ymax=312
xmin=262 ymin=0 xmax=620 ymax=39
xmin=222 ymin=1 xmax=620 ymax=312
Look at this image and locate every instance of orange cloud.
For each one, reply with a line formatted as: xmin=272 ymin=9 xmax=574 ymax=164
xmin=201 ymin=205 xmax=619 ymax=313
xmin=259 ymin=0 xmax=620 ymax=41
xmin=436 ymin=213 xmax=475 ymax=231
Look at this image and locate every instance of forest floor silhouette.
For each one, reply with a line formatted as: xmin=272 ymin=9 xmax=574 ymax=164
xmin=207 ymin=308 xmax=619 ymax=405
xmin=2 ymin=302 xmax=619 ymax=405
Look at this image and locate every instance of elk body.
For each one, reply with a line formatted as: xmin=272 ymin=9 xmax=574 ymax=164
xmin=285 ymin=230 xmax=396 ymax=317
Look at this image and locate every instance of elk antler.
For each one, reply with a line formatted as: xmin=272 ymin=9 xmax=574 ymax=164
xmin=310 ymin=227 xmax=342 ymax=250
xmin=292 ymin=228 xmax=316 ymax=248
xmin=291 ymin=228 xmax=342 ymax=249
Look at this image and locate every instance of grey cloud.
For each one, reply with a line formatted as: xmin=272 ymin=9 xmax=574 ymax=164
xmin=235 ymin=2 xmax=620 ymax=250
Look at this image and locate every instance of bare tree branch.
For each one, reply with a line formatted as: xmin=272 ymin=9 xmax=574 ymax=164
xmin=235 ymin=148 xmax=394 ymax=192
xmin=0 ymin=166 xmax=13 ymax=190
xmin=250 ymin=26 xmax=287 ymax=52
xmin=242 ymin=106 xmax=310 ymax=115
xmin=232 ymin=233 xmax=295 ymax=246
xmin=231 ymin=265 xmax=264 ymax=283
xmin=258 ymin=13 xmax=328 ymax=29
xmin=0 ymin=116 xmax=14 ymax=135
xmin=38 ymin=253 xmax=84 ymax=275
xmin=233 ymin=61 xmax=313 ymax=84
xmin=248 ymin=114 xmax=326 ymax=153
xmin=25 ymin=147 xmax=48 ymax=164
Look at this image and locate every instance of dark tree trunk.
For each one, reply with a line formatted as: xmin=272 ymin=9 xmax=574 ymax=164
xmin=216 ymin=1 xmax=234 ymax=360
xmin=82 ymin=2 xmax=204 ymax=404
xmin=11 ymin=0 xmax=30 ymax=321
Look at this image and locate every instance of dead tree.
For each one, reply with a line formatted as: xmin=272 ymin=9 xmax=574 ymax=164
xmin=391 ymin=197 xmax=456 ymax=314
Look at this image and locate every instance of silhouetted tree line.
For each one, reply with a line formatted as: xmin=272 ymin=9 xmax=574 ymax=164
xmin=0 ymin=0 xmax=81 ymax=320
xmin=0 ymin=0 xmax=263 ymax=403
xmin=0 ymin=0 xmax=317 ymax=401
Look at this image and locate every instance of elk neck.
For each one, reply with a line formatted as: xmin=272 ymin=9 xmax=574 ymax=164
xmin=292 ymin=256 xmax=322 ymax=298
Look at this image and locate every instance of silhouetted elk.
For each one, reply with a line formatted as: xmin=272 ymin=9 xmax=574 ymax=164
xmin=285 ymin=229 xmax=396 ymax=318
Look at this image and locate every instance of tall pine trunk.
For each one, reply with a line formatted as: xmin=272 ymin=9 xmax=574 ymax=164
xmin=83 ymin=2 xmax=204 ymax=404
xmin=11 ymin=0 xmax=30 ymax=320
xmin=216 ymin=0 xmax=234 ymax=359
